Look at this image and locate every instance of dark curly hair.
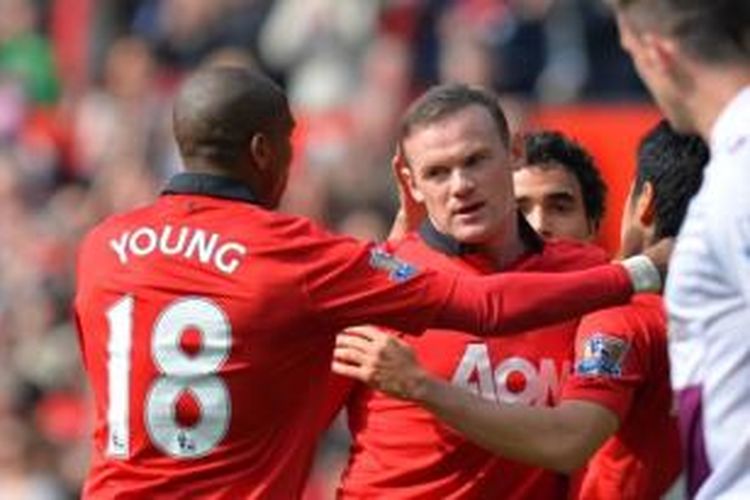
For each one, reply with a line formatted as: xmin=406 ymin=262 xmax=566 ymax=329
xmin=634 ymin=119 xmax=708 ymax=239
xmin=518 ymin=131 xmax=607 ymax=231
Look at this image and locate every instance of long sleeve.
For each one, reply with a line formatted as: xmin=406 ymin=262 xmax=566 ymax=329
xmin=433 ymin=264 xmax=633 ymax=335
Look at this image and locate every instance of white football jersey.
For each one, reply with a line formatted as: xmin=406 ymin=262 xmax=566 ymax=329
xmin=666 ymin=87 xmax=750 ymax=499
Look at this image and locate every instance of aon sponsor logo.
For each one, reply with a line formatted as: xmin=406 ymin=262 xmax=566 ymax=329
xmin=451 ymin=344 xmax=570 ymax=406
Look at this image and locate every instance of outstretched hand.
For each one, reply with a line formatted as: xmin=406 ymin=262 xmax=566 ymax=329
xmin=388 ymin=146 xmax=426 ymax=240
xmin=332 ymin=326 xmax=427 ymax=401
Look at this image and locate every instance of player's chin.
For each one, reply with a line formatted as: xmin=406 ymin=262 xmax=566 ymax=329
xmin=451 ymin=223 xmax=492 ymax=245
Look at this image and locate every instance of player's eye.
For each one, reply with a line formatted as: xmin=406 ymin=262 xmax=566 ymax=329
xmin=423 ymin=166 xmax=449 ymax=180
xmin=551 ymin=201 xmax=574 ymax=213
xmin=464 ymin=152 xmax=486 ymax=168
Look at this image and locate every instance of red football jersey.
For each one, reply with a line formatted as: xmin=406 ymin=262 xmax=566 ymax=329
xmin=336 ymin=223 xmax=610 ymax=499
xmin=74 ymin=174 xmax=633 ymax=499
xmin=562 ymin=294 xmax=682 ymax=500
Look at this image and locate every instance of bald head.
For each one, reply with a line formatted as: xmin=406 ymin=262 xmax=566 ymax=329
xmin=173 ymin=67 xmax=292 ymax=172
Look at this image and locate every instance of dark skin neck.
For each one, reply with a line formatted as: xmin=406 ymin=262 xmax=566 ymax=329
xmin=183 ymin=159 xmax=240 ymax=178
xmin=182 ymin=158 xmax=267 ymax=204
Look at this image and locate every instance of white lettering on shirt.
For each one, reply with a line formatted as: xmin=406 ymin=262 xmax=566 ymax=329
xmin=451 ymin=343 xmax=570 ymax=406
xmin=109 ymin=226 xmax=247 ymax=274
xmin=110 ymin=232 xmax=130 ymax=264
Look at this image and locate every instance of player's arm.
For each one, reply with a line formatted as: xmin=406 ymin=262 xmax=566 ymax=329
xmin=332 ymin=328 xmax=619 ymax=472
xmin=298 ymin=150 xmax=670 ymax=333
xmin=414 ymin=381 xmax=617 ymax=473
xmin=433 ymin=266 xmax=632 ymax=335
xmin=305 ymin=235 xmax=667 ymax=336
xmin=431 ymin=244 xmax=668 ymax=335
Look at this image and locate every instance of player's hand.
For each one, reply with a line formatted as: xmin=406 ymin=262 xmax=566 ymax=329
xmin=332 ymin=326 xmax=427 ymax=400
xmin=388 ymin=146 xmax=426 ymax=240
xmin=641 ymin=237 xmax=674 ymax=280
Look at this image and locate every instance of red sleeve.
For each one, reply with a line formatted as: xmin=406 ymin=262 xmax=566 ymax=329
xmin=561 ymin=305 xmax=649 ymax=422
xmin=303 ymin=236 xmax=634 ymax=336
xmin=303 ymin=240 xmax=454 ymax=333
xmin=316 ymin=373 xmax=357 ymax=433
xmin=72 ymin=308 xmax=89 ymax=371
xmin=432 ymin=265 xmax=634 ymax=335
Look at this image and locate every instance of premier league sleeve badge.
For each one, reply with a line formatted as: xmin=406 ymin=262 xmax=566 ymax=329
xmin=576 ymin=333 xmax=630 ymax=377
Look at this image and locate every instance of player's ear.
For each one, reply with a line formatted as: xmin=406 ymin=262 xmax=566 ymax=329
xmin=400 ymin=165 xmax=425 ymax=204
xmin=642 ymin=32 xmax=678 ymax=75
xmin=250 ymin=133 xmax=274 ymax=172
xmin=635 ymin=181 xmax=656 ymax=227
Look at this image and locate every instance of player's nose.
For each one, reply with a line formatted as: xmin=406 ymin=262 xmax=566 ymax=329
xmin=450 ymin=169 xmax=476 ymax=197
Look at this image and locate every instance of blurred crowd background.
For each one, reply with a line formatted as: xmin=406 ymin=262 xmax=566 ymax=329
xmin=0 ymin=0 xmax=656 ymax=498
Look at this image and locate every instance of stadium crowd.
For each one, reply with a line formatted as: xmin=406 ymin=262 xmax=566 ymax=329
xmin=0 ymin=1 xmax=656 ymax=498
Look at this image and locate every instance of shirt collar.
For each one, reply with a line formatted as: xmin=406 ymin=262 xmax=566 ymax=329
xmin=418 ymin=212 xmax=544 ymax=257
xmin=710 ymin=86 xmax=750 ymax=156
xmin=161 ymin=173 xmax=260 ymax=204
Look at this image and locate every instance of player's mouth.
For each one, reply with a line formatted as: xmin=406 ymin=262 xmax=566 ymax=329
xmin=453 ymin=201 xmax=485 ymax=219
xmin=453 ymin=202 xmax=485 ymax=223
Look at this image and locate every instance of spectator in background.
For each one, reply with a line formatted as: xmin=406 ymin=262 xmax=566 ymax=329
xmin=72 ymin=36 xmax=172 ymax=181
xmin=436 ymin=0 xmax=504 ymax=90
xmin=131 ymin=0 xmax=228 ymax=73
xmin=0 ymin=414 xmax=67 ymax=500
xmin=513 ymin=130 xmax=606 ymax=242
xmin=316 ymin=34 xmax=412 ymax=228
xmin=0 ymin=0 xmax=59 ymax=106
xmin=493 ymin=0 xmax=646 ymax=102
xmin=258 ymin=0 xmax=379 ymax=113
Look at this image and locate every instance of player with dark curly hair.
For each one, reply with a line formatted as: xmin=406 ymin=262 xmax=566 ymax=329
xmin=514 ymin=131 xmax=607 ymax=242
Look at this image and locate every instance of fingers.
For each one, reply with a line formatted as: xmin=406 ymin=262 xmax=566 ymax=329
xmin=331 ymin=328 xmax=425 ymax=400
xmin=331 ymin=358 xmax=368 ymax=382
xmin=341 ymin=325 xmax=381 ymax=341
xmin=332 ymin=327 xmax=395 ymax=381
xmin=391 ymin=152 xmax=412 ymax=206
xmin=332 ymin=344 xmax=363 ymax=365
xmin=390 ymin=144 xmax=412 ymax=197
xmin=338 ymin=325 xmax=395 ymax=348
xmin=336 ymin=328 xmax=380 ymax=354
xmin=334 ymin=327 xmax=387 ymax=366
xmin=391 ymin=143 xmax=407 ymax=173
xmin=389 ymin=145 xmax=425 ymax=238
xmin=333 ymin=327 xmax=412 ymax=365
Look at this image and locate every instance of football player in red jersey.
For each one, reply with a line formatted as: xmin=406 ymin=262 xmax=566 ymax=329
xmin=333 ymin=119 xmax=708 ymax=499
xmin=73 ymin=67 xmax=664 ymax=499
xmin=323 ymin=83 xmax=612 ymax=499
xmin=513 ymin=131 xmax=607 ymax=243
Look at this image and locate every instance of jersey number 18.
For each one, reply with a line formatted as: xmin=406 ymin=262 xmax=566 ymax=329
xmin=106 ymin=295 xmax=232 ymax=459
